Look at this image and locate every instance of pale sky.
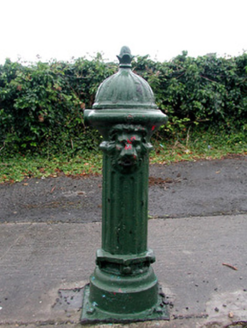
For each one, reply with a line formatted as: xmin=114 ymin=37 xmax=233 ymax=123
xmin=1 ymin=0 xmax=247 ymax=64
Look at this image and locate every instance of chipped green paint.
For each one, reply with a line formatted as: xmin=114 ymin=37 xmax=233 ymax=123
xmin=81 ymin=46 xmax=169 ymax=324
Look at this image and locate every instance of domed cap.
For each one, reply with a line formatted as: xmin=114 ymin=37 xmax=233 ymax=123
xmin=92 ymin=46 xmax=158 ymax=110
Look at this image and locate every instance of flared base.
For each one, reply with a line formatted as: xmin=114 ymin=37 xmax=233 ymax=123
xmin=81 ymin=266 xmax=169 ymax=324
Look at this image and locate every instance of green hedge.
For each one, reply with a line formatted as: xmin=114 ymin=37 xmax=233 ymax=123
xmin=0 ymin=52 xmax=247 ymax=156
xmin=133 ymin=51 xmax=247 ymax=135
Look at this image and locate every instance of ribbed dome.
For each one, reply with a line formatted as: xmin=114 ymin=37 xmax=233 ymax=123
xmin=92 ymin=46 xmax=158 ymax=110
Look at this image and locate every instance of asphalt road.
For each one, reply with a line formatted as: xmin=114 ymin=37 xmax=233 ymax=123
xmin=0 ymin=156 xmax=247 ymax=223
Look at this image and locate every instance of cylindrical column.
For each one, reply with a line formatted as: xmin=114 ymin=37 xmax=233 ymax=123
xmin=102 ymin=145 xmax=149 ymax=255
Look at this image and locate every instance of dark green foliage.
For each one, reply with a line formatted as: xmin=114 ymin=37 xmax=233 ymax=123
xmin=0 ymin=55 xmax=116 ymax=155
xmin=133 ymin=51 xmax=247 ymax=136
xmin=0 ymin=52 xmax=246 ymax=156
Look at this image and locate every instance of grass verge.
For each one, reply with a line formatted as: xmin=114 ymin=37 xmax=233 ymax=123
xmin=0 ymin=130 xmax=246 ymax=184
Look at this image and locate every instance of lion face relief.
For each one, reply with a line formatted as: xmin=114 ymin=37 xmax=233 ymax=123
xmin=100 ymin=125 xmax=153 ymax=172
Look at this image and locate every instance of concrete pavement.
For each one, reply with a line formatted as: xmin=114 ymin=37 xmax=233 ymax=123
xmin=1 ymin=215 xmax=247 ymax=328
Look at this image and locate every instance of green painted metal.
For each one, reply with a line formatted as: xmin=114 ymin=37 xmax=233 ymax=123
xmin=92 ymin=46 xmax=157 ymax=110
xmin=81 ymin=46 xmax=169 ymax=324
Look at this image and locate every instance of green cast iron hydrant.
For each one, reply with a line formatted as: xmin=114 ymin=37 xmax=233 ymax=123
xmin=81 ymin=46 xmax=169 ymax=324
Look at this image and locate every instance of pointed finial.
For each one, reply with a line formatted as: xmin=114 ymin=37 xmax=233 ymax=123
xmin=117 ymin=46 xmax=134 ymax=68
